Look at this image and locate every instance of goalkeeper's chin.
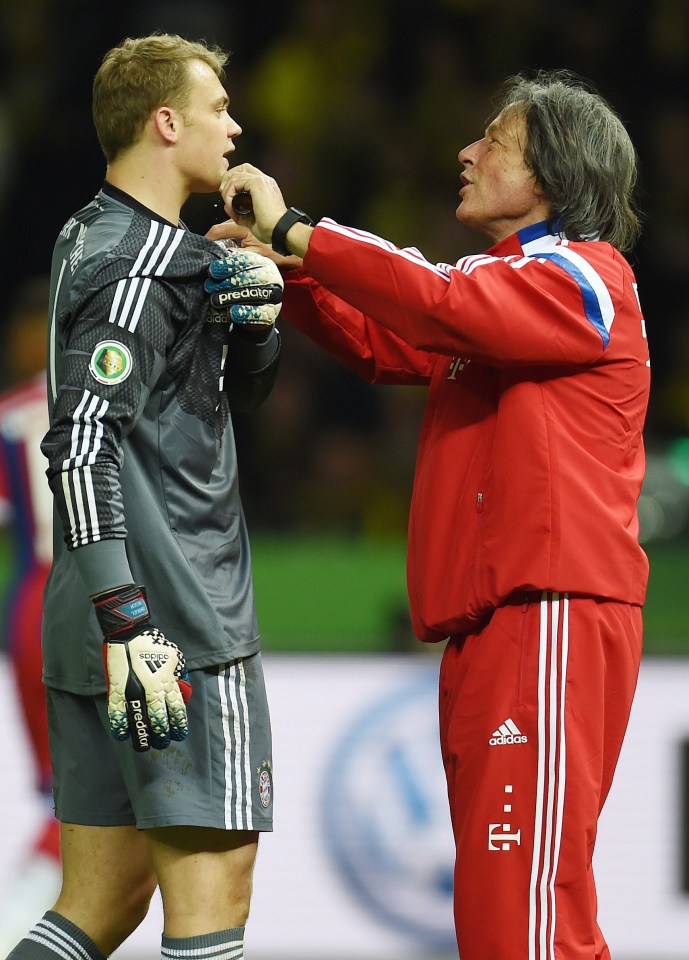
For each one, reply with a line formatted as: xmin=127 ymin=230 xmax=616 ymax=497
xmin=192 ymin=167 xmax=229 ymax=196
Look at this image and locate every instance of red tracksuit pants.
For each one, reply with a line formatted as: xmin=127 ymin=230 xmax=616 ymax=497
xmin=439 ymin=592 xmax=642 ymax=960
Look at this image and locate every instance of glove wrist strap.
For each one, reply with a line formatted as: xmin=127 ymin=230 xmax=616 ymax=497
xmin=94 ymin=584 xmax=151 ymax=641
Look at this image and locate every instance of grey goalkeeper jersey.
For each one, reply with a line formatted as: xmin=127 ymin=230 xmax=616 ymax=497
xmin=41 ymin=184 xmax=280 ymax=695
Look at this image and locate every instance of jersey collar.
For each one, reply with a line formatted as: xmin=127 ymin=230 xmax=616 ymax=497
xmin=101 ymin=181 xmax=180 ymax=229
xmin=516 ymin=219 xmax=564 ymax=246
xmin=486 ymin=219 xmax=562 ymax=257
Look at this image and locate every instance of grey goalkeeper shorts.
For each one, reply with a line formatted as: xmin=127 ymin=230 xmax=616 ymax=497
xmin=47 ymin=653 xmax=273 ymax=831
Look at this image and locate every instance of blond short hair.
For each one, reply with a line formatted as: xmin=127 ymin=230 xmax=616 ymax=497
xmin=93 ymin=33 xmax=229 ymax=163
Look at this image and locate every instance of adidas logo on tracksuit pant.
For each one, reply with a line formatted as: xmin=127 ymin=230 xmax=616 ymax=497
xmin=489 ymin=718 xmax=528 ymax=745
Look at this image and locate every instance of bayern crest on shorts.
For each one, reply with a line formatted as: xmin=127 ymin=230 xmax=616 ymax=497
xmin=257 ymin=760 xmax=272 ymax=808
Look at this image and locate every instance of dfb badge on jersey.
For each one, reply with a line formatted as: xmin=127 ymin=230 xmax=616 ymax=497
xmin=89 ymin=341 xmax=133 ymax=386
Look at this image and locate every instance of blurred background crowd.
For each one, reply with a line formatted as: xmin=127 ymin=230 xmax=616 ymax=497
xmin=0 ymin=0 xmax=688 ymax=563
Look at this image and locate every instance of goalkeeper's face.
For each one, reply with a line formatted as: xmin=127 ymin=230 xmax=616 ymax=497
xmin=177 ymin=59 xmax=242 ymax=195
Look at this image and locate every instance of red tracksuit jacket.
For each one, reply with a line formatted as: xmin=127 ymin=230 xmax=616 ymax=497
xmin=282 ymin=218 xmax=650 ymax=641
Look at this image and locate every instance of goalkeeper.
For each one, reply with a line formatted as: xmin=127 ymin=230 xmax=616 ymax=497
xmin=8 ymin=35 xmax=279 ymax=960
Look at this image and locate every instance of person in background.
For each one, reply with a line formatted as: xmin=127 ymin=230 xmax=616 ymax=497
xmin=208 ymin=69 xmax=649 ymax=960
xmin=7 ymin=33 xmax=282 ymax=960
xmin=0 ymin=278 xmax=60 ymax=957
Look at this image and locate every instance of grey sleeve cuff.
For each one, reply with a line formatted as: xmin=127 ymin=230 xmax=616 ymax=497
xmin=72 ymin=539 xmax=135 ymax=598
xmin=229 ymin=325 xmax=281 ymax=371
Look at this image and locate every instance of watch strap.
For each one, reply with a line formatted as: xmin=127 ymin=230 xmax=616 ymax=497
xmin=271 ymin=207 xmax=315 ymax=256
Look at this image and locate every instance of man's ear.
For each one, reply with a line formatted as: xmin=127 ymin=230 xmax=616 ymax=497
xmin=154 ymin=106 xmax=178 ymax=144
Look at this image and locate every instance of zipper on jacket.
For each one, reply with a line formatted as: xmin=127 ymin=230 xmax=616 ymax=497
xmin=476 ymin=491 xmax=484 ymax=513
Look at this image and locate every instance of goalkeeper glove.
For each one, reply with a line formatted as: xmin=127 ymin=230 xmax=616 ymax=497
xmin=205 ymin=248 xmax=283 ymax=329
xmin=93 ymin=584 xmax=192 ymax=753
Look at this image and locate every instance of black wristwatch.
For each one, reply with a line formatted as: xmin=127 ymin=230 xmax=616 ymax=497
xmin=271 ymin=207 xmax=315 ymax=256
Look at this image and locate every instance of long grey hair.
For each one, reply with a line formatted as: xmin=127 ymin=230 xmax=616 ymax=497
xmin=497 ymin=71 xmax=641 ymax=252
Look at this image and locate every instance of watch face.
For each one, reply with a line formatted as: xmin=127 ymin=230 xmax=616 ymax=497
xmin=291 ymin=208 xmax=314 ymax=224
xmin=272 ymin=207 xmax=314 ymax=254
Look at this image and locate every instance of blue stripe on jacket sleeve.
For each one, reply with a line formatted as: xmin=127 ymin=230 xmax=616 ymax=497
xmin=536 ymin=252 xmax=610 ymax=348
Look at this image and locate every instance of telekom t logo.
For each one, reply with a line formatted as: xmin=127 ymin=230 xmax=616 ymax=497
xmin=488 ymin=783 xmax=521 ymax=851
xmin=488 ymin=823 xmax=522 ymax=851
xmin=447 ymin=357 xmax=471 ymax=380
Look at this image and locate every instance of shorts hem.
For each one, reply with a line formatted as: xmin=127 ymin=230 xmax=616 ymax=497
xmin=56 ymin=814 xmax=136 ymax=827
xmin=134 ymin=815 xmax=274 ymax=831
